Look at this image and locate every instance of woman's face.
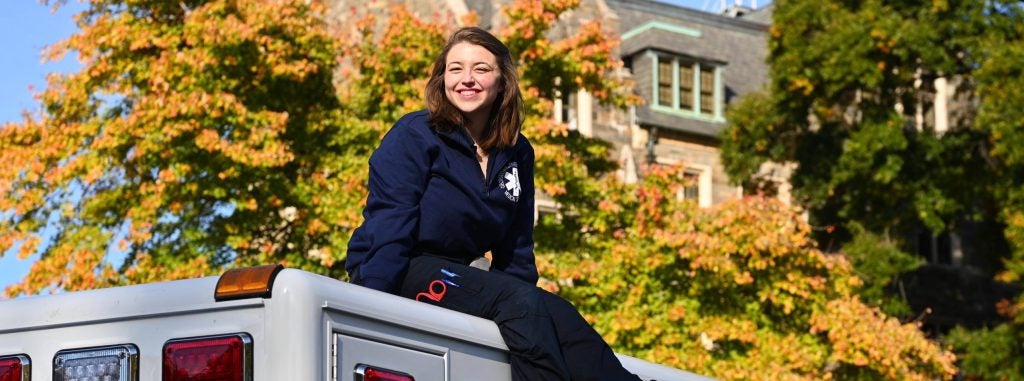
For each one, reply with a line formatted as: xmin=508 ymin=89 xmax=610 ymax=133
xmin=444 ymin=42 xmax=501 ymax=122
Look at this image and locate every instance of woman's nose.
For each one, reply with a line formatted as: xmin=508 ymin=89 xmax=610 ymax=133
xmin=461 ymin=71 xmax=475 ymax=84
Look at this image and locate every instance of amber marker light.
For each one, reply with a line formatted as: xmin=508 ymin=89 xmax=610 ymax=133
xmin=214 ymin=264 xmax=284 ymax=301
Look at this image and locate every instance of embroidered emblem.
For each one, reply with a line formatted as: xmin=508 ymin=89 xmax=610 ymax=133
xmin=499 ymin=162 xmax=521 ymax=202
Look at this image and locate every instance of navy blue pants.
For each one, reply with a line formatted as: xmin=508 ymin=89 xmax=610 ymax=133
xmin=399 ymin=255 xmax=642 ymax=381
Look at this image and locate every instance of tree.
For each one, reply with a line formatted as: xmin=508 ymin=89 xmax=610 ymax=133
xmin=722 ymin=0 xmax=1007 ymax=245
xmin=719 ymin=0 xmax=1024 ymax=378
xmin=945 ymin=3 xmax=1024 ymax=378
xmin=1 ymin=0 xmax=351 ymax=295
xmin=838 ymin=225 xmax=923 ymax=317
xmin=538 ymin=165 xmax=957 ymax=380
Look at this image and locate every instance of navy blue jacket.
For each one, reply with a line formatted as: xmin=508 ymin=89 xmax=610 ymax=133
xmin=346 ymin=110 xmax=538 ymax=293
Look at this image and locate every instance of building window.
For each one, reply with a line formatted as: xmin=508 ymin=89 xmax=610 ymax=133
xmin=700 ymin=66 xmax=715 ymax=114
xmin=679 ymin=64 xmax=694 ymax=109
xmin=652 ymin=54 xmax=721 ymax=120
xmin=658 ymin=60 xmax=673 ymax=108
xmin=681 ymin=171 xmax=700 ymax=201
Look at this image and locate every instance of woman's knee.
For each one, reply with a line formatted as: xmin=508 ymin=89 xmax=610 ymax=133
xmin=493 ymin=283 xmax=548 ymax=322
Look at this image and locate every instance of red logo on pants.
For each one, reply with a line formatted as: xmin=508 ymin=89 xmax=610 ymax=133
xmin=416 ymin=279 xmax=447 ymax=302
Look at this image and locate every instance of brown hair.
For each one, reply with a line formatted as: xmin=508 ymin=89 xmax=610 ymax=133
xmin=426 ymin=27 xmax=524 ymax=151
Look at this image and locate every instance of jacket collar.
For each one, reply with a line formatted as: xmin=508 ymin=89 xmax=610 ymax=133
xmin=433 ymin=123 xmax=519 ymax=184
xmin=434 ymin=124 xmax=477 ymax=156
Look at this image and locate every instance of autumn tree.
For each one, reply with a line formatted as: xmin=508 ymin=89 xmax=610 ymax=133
xmin=723 ymin=0 xmax=998 ymax=240
xmin=538 ymin=165 xmax=957 ymax=380
xmin=719 ymin=0 xmax=1024 ymax=378
xmin=726 ymin=0 xmax=1011 ymax=311
xmin=0 ymin=0 xmax=353 ymax=295
xmin=944 ymin=2 xmax=1024 ymax=377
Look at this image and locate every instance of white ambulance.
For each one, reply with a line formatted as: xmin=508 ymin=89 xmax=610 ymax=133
xmin=0 ymin=264 xmax=713 ymax=381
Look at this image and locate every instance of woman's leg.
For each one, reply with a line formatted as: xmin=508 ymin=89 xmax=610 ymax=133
xmin=540 ymin=291 xmax=642 ymax=381
xmin=399 ymin=255 xmax=572 ymax=380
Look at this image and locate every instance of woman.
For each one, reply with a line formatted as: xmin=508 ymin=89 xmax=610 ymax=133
xmin=347 ymin=26 xmax=641 ymax=381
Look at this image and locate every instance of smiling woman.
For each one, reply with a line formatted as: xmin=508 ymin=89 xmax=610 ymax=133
xmin=345 ymin=26 xmax=643 ymax=381
xmin=0 ymin=1 xmax=84 ymax=294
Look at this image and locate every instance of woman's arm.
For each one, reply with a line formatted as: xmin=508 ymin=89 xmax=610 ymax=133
xmin=348 ymin=115 xmax=435 ymax=293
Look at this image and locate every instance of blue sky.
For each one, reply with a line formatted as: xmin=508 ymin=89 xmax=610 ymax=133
xmin=1 ymin=1 xmax=83 ymax=122
xmin=0 ymin=0 xmax=767 ymax=294
xmin=0 ymin=1 xmax=85 ymax=294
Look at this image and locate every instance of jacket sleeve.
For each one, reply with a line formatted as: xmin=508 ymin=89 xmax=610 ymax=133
xmin=351 ymin=119 xmax=434 ymax=293
xmin=490 ymin=140 xmax=539 ymax=285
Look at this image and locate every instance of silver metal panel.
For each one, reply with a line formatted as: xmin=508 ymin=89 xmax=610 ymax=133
xmin=336 ymin=334 xmax=445 ymax=381
xmin=324 ymin=305 xmax=511 ymax=381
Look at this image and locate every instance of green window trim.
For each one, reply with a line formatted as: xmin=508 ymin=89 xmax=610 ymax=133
xmin=649 ymin=53 xmax=724 ymax=122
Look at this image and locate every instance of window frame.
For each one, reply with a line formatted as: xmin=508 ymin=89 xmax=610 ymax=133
xmin=650 ymin=53 xmax=724 ymax=122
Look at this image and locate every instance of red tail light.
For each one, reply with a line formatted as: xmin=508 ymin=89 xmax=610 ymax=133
xmin=163 ymin=334 xmax=252 ymax=381
xmin=0 ymin=355 xmax=30 ymax=381
xmin=355 ymin=364 xmax=414 ymax=381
